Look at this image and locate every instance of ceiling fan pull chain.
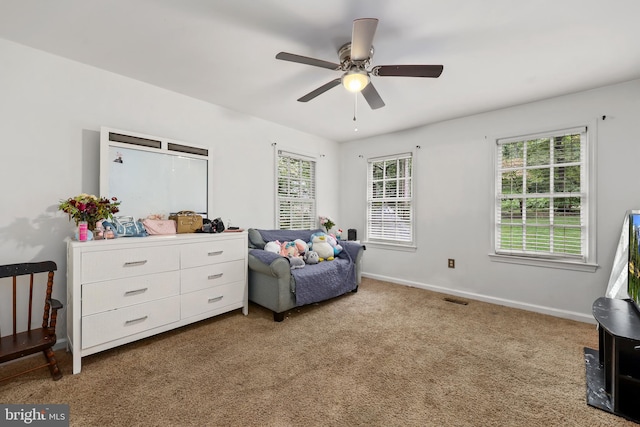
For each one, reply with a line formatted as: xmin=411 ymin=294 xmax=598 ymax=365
xmin=353 ymin=93 xmax=357 ymax=121
xmin=353 ymin=93 xmax=359 ymax=132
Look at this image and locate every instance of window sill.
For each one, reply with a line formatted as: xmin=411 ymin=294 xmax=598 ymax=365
xmin=363 ymin=241 xmax=417 ymax=252
xmin=489 ymin=253 xmax=598 ymax=272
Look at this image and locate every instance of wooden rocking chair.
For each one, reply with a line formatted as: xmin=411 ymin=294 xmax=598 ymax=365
xmin=0 ymin=261 xmax=63 ymax=381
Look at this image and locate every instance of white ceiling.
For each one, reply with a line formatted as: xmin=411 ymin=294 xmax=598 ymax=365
xmin=1 ymin=0 xmax=639 ymax=142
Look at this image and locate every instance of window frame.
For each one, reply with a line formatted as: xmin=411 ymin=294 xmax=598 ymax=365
xmin=365 ymin=152 xmax=416 ymax=249
xmin=275 ymin=149 xmax=317 ymax=230
xmin=490 ymin=123 xmax=598 ymax=272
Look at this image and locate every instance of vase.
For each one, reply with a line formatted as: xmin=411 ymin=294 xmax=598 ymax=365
xmin=78 ymin=221 xmax=88 ymax=242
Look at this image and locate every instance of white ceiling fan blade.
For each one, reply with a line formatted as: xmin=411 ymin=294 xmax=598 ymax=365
xmin=351 ymin=18 xmax=378 ymax=61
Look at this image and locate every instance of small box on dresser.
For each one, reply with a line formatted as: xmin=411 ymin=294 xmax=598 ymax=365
xmin=67 ymin=232 xmax=248 ymax=374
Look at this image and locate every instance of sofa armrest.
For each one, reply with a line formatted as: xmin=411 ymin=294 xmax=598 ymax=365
xmin=338 ymin=240 xmax=364 ymax=257
xmin=248 ymin=249 xmax=297 ymax=318
xmin=336 ymin=241 xmax=365 ymax=284
xmin=248 ymin=249 xmax=291 ymax=278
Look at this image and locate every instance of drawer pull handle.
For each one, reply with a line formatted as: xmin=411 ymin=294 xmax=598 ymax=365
xmin=208 ymin=251 xmax=223 ymax=256
xmin=208 ymin=296 xmax=223 ymax=303
xmin=124 ymin=288 xmax=148 ymax=296
xmin=635 ymin=345 xmax=640 ymax=351
xmin=208 ymin=273 xmax=223 ymax=280
xmin=124 ymin=260 xmax=148 ymax=267
xmin=125 ymin=315 xmax=148 ymax=325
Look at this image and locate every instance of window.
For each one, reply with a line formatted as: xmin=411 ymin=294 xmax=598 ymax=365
xmin=367 ymin=153 xmax=414 ymax=246
xmin=276 ymin=150 xmax=316 ymax=230
xmin=494 ymin=126 xmax=592 ymax=264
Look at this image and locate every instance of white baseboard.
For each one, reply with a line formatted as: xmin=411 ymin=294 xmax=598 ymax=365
xmin=362 ymin=272 xmax=596 ymax=324
xmin=54 ymin=338 xmax=68 ymax=352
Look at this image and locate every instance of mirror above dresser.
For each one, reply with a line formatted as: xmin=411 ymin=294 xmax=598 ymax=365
xmin=99 ymin=127 xmax=212 ymax=220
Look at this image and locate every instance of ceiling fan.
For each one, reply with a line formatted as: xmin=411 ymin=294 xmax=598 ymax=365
xmin=276 ymin=18 xmax=443 ymax=110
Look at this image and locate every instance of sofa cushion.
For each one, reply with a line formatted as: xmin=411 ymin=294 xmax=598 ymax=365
xmin=256 ymin=229 xmax=324 ymax=245
xmin=291 ymin=257 xmax=357 ymax=306
xmin=248 ymin=228 xmax=266 ymax=249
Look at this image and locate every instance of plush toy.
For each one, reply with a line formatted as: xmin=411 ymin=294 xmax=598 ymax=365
xmin=310 ymin=233 xmax=334 ymax=261
xmin=277 ymin=240 xmax=307 ymax=258
xmin=294 ymin=239 xmax=308 ymax=255
xmin=264 ymin=240 xmax=281 ymax=254
xmin=304 ymin=250 xmax=319 ymax=264
xmin=326 ymin=234 xmax=343 ymax=256
xmin=308 ymin=232 xmax=325 ymax=248
xmin=288 ymin=256 xmax=305 ymax=269
xmin=265 ymin=240 xmax=305 ymax=269
xmin=279 ymin=241 xmax=296 ymax=257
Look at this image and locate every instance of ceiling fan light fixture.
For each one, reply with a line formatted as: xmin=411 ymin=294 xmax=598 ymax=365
xmin=342 ymin=69 xmax=369 ymax=92
xmin=275 ymin=18 xmax=443 ymax=109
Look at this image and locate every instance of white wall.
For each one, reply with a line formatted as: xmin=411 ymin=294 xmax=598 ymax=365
xmin=2 ymin=36 xmax=637 ymax=333
xmin=0 ymin=39 xmax=340 ymax=335
xmin=339 ymin=78 xmax=640 ymax=322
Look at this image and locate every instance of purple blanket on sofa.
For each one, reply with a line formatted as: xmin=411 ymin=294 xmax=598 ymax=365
xmin=250 ymin=229 xmax=360 ymax=306
xmin=290 ymin=253 xmax=356 ymax=306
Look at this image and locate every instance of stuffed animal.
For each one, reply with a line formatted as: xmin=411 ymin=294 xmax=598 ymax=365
xmin=326 ymin=234 xmax=343 ymax=256
xmin=311 ymin=233 xmax=334 ymax=261
xmin=304 ymin=250 xmax=319 ymax=265
xmin=288 ymin=256 xmax=305 ymax=269
xmin=294 ymin=239 xmax=308 ymax=255
xmin=308 ymin=232 xmax=325 ymax=249
xmin=275 ymin=240 xmax=307 ymax=258
xmin=265 ymin=240 xmax=306 ymax=269
xmin=264 ymin=240 xmax=281 ymax=254
xmin=280 ymin=241 xmax=297 ymax=257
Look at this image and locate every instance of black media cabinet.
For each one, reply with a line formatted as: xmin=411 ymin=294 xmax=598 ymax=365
xmin=585 ymin=297 xmax=640 ymax=423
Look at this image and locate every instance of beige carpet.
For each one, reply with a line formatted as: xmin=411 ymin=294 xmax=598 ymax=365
xmin=0 ymin=278 xmax=634 ymax=426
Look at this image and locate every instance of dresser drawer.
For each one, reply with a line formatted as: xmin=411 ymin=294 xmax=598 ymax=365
xmin=180 ymin=260 xmax=245 ymax=294
xmin=82 ymin=271 xmax=180 ymax=316
xmin=82 ymin=245 xmax=180 ymax=283
xmin=81 ymin=295 xmax=180 ymax=349
xmin=181 ymin=281 xmax=244 ymax=319
xmin=180 ymin=238 xmax=245 ymax=268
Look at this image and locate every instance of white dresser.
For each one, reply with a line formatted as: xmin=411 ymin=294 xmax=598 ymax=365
xmin=66 ymin=232 xmax=248 ymax=374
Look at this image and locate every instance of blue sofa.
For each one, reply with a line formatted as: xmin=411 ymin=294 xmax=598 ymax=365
xmin=247 ymin=228 xmax=365 ymax=321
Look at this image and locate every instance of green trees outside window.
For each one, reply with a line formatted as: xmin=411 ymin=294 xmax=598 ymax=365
xmin=496 ymin=130 xmax=586 ymax=259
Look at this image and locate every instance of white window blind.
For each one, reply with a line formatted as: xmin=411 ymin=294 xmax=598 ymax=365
xmin=276 ymin=150 xmax=316 ymax=230
xmin=367 ymin=153 xmax=414 ymax=245
xmin=495 ymin=126 xmax=588 ymax=261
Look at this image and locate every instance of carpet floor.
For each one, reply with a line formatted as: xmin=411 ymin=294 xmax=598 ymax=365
xmin=0 ymin=278 xmax=634 ymax=426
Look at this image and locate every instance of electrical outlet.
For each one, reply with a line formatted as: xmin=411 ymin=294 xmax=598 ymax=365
xmin=448 ymin=259 xmax=455 ymax=268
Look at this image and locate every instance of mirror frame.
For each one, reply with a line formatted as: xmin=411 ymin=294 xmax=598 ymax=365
xmin=99 ymin=126 xmax=212 ymax=221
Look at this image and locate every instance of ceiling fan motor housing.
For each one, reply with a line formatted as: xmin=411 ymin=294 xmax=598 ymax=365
xmin=338 ymin=42 xmax=374 ymax=70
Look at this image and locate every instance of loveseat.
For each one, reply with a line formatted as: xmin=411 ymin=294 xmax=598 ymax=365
xmin=247 ymin=228 xmax=365 ymax=321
